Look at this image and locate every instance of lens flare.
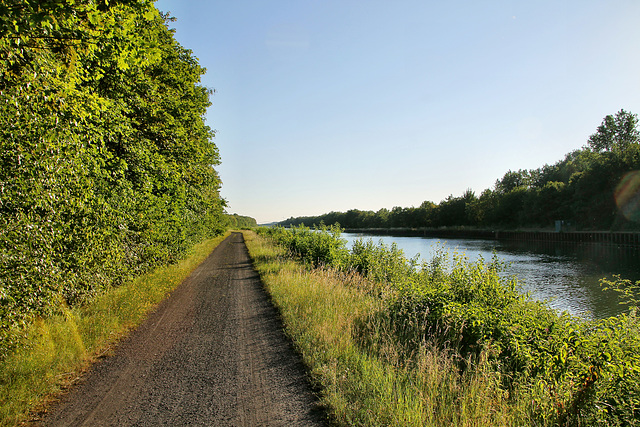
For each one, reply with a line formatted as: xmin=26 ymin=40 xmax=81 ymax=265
xmin=615 ymin=171 xmax=640 ymax=222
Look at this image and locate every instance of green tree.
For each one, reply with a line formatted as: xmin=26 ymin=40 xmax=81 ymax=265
xmin=530 ymin=181 xmax=568 ymax=226
xmin=467 ymin=189 xmax=497 ymax=226
xmin=0 ymin=1 xmax=225 ymax=354
xmin=279 ymin=110 xmax=640 ymax=231
xmin=226 ymin=214 xmax=257 ymax=228
xmin=375 ymin=208 xmax=390 ymax=228
xmin=587 ymin=109 xmax=639 ymax=153
xmin=495 ymin=169 xmax=531 ymax=194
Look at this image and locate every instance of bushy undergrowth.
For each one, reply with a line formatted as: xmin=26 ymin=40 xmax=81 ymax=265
xmin=258 ymin=225 xmax=640 ymax=426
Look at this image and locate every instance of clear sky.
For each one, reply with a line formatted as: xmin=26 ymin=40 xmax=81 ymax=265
xmin=155 ymin=0 xmax=640 ymax=224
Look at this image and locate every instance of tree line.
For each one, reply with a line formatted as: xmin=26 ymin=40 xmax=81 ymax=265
xmin=281 ymin=110 xmax=640 ymax=231
xmin=225 ymin=213 xmax=258 ymax=229
xmin=0 ymin=1 xmax=228 ymax=354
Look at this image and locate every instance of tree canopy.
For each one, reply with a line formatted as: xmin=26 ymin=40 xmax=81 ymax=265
xmin=281 ymin=110 xmax=640 ymax=232
xmin=1 ymin=1 xmax=225 ymax=354
xmin=587 ymin=109 xmax=640 ymax=153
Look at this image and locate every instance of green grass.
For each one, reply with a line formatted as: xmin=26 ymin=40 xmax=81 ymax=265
xmin=254 ymin=225 xmax=640 ymax=425
xmin=0 ymin=232 xmax=229 ymax=426
xmin=243 ymin=230 xmax=527 ymax=426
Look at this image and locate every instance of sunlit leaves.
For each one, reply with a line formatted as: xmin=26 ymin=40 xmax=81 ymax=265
xmin=263 ymin=226 xmax=640 ymax=425
xmin=0 ymin=1 xmax=224 ymax=357
xmin=588 ymin=109 xmax=640 ymax=153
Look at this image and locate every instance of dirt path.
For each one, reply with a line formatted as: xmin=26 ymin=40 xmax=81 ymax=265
xmin=40 ymin=232 xmax=326 ymax=426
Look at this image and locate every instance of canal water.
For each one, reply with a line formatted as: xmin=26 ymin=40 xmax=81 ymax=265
xmin=342 ymin=232 xmax=640 ymax=320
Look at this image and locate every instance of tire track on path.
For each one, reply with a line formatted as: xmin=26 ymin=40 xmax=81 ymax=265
xmin=41 ymin=232 xmax=325 ymax=426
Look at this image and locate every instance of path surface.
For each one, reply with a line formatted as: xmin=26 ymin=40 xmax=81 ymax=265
xmin=41 ymin=232 xmax=325 ymax=426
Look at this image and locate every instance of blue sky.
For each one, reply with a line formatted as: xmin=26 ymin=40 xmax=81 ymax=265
xmin=155 ymin=0 xmax=640 ymax=224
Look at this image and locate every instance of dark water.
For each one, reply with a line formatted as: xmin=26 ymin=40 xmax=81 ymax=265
xmin=342 ymin=232 xmax=640 ymax=320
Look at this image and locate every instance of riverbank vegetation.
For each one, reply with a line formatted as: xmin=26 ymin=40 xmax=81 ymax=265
xmin=0 ymin=1 xmax=229 ymax=357
xmin=248 ymin=226 xmax=640 ymax=426
xmin=281 ymin=110 xmax=640 ymax=232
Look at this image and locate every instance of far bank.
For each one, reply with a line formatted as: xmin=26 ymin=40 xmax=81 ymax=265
xmin=337 ymin=227 xmax=640 ymax=248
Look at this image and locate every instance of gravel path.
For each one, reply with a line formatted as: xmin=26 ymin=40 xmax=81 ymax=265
xmin=41 ymin=232 xmax=326 ymax=426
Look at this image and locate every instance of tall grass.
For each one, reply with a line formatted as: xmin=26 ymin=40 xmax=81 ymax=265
xmin=246 ymin=227 xmax=640 ymax=426
xmin=0 ymin=232 xmax=229 ymax=426
xmin=243 ymin=230 xmax=525 ymax=426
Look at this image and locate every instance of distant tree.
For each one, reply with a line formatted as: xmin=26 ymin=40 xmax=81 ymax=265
xmin=493 ymin=187 xmax=530 ymax=226
xmin=420 ymin=200 xmax=437 ymax=210
xmin=390 ymin=206 xmax=408 ymax=228
xmin=495 ymin=169 xmax=531 ymax=194
xmin=527 ymin=181 xmax=568 ymax=226
xmin=459 ymin=189 xmax=478 ymax=225
xmin=467 ymin=189 xmax=497 ymax=226
xmin=587 ymin=109 xmax=639 ymax=153
xmin=437 ymin=195 xmax=468 ymax=226
xmin=279 ymin=112 xmax=640 ymax=231
xmin=359 ymin=210 xmax=376 ymax=228
xmin=344 ymin=209 xmax=363 ymax=228
xmin=226 ymin=214 xmax=257 ymax=228
xmin=419 ymin=201 xmax=437 ymax=227
xmin=375 ymin=208 xmax=390 ymax=227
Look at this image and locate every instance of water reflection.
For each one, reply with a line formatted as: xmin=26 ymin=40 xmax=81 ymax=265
xmin=342 ymin=232 xmax=640 ymax=320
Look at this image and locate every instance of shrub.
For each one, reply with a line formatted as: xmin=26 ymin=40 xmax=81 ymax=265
xmin=260 ymin=226 xmax=640 ymax=425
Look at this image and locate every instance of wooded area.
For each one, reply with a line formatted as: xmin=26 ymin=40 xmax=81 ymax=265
xmin=282 ymin=110 xmax=640 ymax=232
xmin=0 ymin=0 xmax=225 ymax=355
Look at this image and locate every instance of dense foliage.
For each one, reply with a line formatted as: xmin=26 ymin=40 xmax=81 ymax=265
xmin=260 ymin=225 xmax=640 ymax=425
xmin=281 ymin=110 xmax=640 ymax=231
xmin=0 ymin=1 xmax=225 ymax=355
xmin=224 ymin=213 xmax=257 ymax=229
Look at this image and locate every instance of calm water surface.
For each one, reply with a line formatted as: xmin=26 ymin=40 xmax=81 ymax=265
xmin=342 ymin=232 xmax=640 ymax=320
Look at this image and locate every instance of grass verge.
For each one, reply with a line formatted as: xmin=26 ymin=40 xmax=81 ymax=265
xmin=0 ymin=232 xmax=229 ymax=426
xmin=243 ymin=230 xmax=525 ymax=426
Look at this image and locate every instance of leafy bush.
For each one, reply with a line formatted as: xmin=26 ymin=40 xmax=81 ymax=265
xmin=261 ymin=225 xmax=349 ymax=268
xmin=260 ymin=226 xmax=640 ymax=425
xmin=0 ymin=1 xmax=225 ymax=357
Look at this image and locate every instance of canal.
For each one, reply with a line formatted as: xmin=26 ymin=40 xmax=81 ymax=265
xmin=342 ymin=232 xmax=640 ymax=320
